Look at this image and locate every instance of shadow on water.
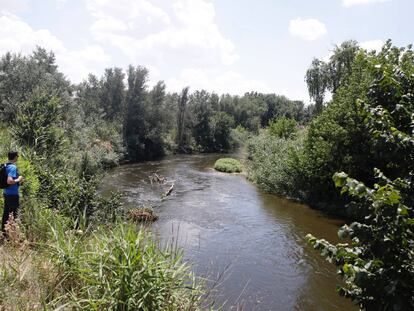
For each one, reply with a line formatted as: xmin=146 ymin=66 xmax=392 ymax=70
xmin=101 ymin=154 xmax=358 ymax=311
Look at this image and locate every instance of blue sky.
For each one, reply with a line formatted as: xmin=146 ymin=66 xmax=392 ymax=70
xmin=0 ymin=0 xmax=412 ymax=102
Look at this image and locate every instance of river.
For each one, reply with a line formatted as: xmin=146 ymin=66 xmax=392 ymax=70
xmin=101 ymin=154 xmax=358 ymax=311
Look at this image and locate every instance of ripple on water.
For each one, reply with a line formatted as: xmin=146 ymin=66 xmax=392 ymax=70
xmin=101 ymin=154 xmax=358 ymax=311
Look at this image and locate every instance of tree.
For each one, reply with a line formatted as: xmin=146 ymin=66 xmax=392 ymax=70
xmin=0 ymin=47 xmax=71 ymax=122
xmin=190 ymin=90 xmax=214 ymax=151
xmin=301 ymin=52 xmax=372 ymax=209
xmin=123 ymin=66 xmax=148 ymax=161
xmin=328 ymin=40 xmax=360 ymax=92
xmin=76 ymin=74 xmax=103 ymax=120
xmin=176 ymin=87 xmax=190 ymax=152
xmin=99 ymin=67 xmax=125 ymax=121
xmin=305 ymin=58 xmax=329 ymax=114
xmin=211 ymin=112 xmax=235 ymax=151
xmin=305 ymin=40 xmax=360 ymax=114
xmin=145 ymin=81 xmax=167 ymax=158
xmin=12 ymin=90 xmax=65 ymax=160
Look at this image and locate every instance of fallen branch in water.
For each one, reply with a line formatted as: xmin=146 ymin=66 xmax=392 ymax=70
xmin=149 ymin=172 xmax=167 ymax=185
xmin=162 ymin=183 xmax=174 ymax=199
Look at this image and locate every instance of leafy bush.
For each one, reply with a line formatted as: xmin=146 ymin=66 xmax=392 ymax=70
xmin=49 ymin=223 xmax=204 ymax=310
xmin=12 ymin=90 xmax=66 ymax=161
xmin=247 ymin=131 xmax=305 ymax=199
xmin=268 ymin=117 xmax=297 ymax=139
xmin=307 ymin=171 xmax=414 ymax=310
xmin=214 ymin=158 xmax=243 ymax=173
xmin=229 ymin=125 xmax=250 ymax=150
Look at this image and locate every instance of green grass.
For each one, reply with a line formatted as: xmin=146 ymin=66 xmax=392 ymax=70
xmin=0 ymin=211 xmax=207 ymax=310
xmin=214 ymin=158 xmax=243 ymax=173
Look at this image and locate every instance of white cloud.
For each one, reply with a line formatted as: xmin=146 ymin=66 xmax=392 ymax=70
xmin=0 ymin=0 xmax=29 ymax=13
xmin=0 ymin=13 xmax=65 ymax=54
xmin=58 ymin=45 xmax=111 ymax=82
xmin=0 ymin=12 xmax=110 ymax=83
xmin=166 ymin=68 xmax=271 ymax=95
xmin=360 ymin=39 xmax=384 ymax=51
xmin=86 ymin=0 xmax=239 ymax=67
xmin=289 ymin=18 xmax=327 ymax=41
xmin=342 ymin=0 xmax=390 ymax=7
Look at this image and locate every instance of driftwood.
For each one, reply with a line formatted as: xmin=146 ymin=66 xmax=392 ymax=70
xmin=149 ymin=173 xmax=167 ymax=185
xmin=164 ymin=183 xmax=174 ymax=197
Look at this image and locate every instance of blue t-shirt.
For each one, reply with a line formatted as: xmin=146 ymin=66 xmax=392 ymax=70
xmin=4 ymin=163 xmax=19 ymax=196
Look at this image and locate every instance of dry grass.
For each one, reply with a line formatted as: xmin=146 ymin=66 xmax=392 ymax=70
xmin=0 ymin=218 xmax=57 ymax=310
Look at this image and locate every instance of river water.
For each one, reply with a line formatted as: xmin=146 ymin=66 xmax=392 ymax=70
xmin=101 ymin=154 xmax=357 ymax=311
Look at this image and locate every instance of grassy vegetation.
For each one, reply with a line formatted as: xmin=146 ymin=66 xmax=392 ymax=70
xmin=214 ymin=158 xmax=243 ymax=173
xmin=0 ymin=212 xmax=206 ymax=310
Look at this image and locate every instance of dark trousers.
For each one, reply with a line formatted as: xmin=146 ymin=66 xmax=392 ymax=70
xmin=2 ymin=195 xmax=19 ymax=233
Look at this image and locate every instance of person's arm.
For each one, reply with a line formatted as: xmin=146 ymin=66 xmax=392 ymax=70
xmin=7 ymin=175 xmax=22 ymax=185
xmin=6 ymin=166 xmax=22 ymax=185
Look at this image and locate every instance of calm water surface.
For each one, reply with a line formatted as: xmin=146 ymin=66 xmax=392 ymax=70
xmin=102 ymin=154 xmax=357 ymax=311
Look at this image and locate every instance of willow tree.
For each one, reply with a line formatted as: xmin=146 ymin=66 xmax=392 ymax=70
xmin=305 ymin=58 xmax=329 ymax=114
xmin=328 ymin=40 xmax=360 ymax=93
xmin=305 ymin=40 xmax=360 ymax=115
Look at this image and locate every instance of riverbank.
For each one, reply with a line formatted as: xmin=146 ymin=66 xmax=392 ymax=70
xmin=0 ymin=216 xmax=206 ymax=310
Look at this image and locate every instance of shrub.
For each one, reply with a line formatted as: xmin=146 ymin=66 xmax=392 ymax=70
xmin=247 ymin=131 xmax=305 ymax=199
xmin=307 ymin=171 xmax=414 ymax=310
xmin=49 ymin=223 xmax=204 ymax=310
xmin=268 ymin=117 xmax=297 ymax=139
xmin=214 ymin=158 xmax=243 ymax=173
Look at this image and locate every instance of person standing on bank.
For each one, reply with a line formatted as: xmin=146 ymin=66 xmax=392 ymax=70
xmin=1 ymin=151 xmax=24 ymax=234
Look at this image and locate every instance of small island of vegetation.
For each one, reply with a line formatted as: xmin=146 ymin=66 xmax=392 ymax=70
xmin=214 ymin=158 xmax=243 ymax=173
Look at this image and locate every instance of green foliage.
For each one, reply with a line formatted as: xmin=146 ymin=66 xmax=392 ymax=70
xmin=16 ymin=157 xmax=40 ymax=198
xmin=49 ymin=223 xmax=204 ymax=310
xmin=268 ymin=117 xmax=297 ymax=139
xmin=305 ymin=41 xmax=414 ymax=310
xmin=300 ymin=41 xmax=414 ymax=210
xmin=0 ymin=47 xmax=71 ymax=123
xmin=358 ymin=41 xmax=414 ymax=186
xmin=307 ymin=171 xmax=414 ymax=310
xmin=34 ymin=165 xmax=123 ymax=226
xmin=305 ymin=58 xmax=329 ymax=114
xmin=229 ymin=125 xmax=250 ymax=150
xmin=247 ymin=131 xmax=305 ymax=199
xmin=123 ymin=66 xmax=149 ymax=160
xmin=176 ymin=87 xmax=191 ymax=152
xmin=191 ymin=90 xmax=214 ymax=151
xmin=305 ymin=40 xmax=360 ymax=113
xmin=211 ymin=111 xmax=235 ymax=151
xmin=99 ymin=67 xmax=125 ymax=121
xmin=123 ymin=66 xmax=169 ymax=160
xmin=12 ymin=90 xmax=66 ymax=161
xmin=20 ymin=198 xmax=72 ymax=243
xmin=214 ymin=158 xmax=243 ymax=173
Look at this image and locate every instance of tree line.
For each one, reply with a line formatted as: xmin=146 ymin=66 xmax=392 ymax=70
xmin=0 ymin=46 xmax=312 ymax=171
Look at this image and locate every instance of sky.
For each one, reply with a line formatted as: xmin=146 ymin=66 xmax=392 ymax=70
xmin=0 ymin=0 xmax=412 ymax=103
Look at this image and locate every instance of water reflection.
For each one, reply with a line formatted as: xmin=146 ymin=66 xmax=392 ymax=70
xmin=101 ymin=154 xmax=357 ymax=311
